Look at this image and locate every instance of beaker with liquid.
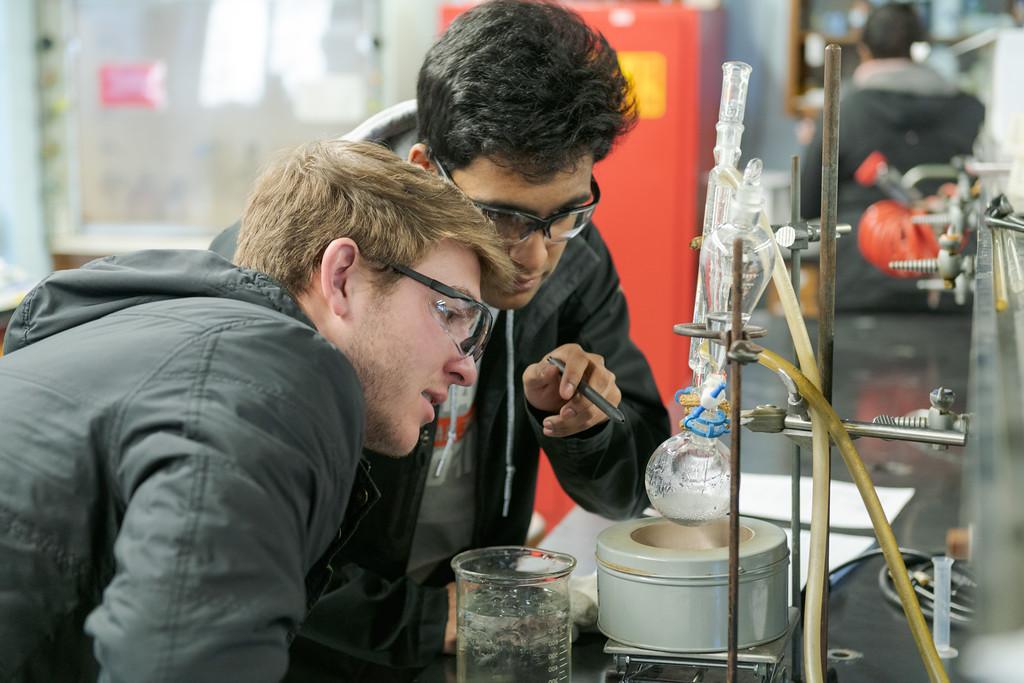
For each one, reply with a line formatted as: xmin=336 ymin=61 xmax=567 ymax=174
xmin=451 ymin=546 xmax=576 ymax=683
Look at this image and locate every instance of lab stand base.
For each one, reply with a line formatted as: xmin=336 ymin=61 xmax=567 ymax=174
xmin=603 ymin=609 xmax=798 ymax=682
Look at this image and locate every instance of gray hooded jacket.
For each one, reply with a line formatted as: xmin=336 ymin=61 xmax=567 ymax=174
xmin=0 ymin=249 xmax=374 ymax=682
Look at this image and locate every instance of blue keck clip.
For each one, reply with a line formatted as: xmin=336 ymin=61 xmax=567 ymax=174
xmin=682 ymin=381 xmax=729 ymax=438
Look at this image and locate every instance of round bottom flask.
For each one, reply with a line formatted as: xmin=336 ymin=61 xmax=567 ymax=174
xmin=645 ymin=431 xmax=731 ymax=526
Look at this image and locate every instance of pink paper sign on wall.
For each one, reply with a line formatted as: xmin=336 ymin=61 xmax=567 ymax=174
xmin=99 ymin=62 xmax=166 ymax=108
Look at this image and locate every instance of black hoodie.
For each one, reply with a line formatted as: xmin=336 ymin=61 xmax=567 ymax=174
xmin=0 ymin=250 xmax=374 ymax=682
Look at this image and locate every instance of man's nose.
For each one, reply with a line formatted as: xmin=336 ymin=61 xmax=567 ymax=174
xmin=447 ymin=352 xmax=479 ymax=387
xmin=510 ymin=229 xmax=548 ymax=271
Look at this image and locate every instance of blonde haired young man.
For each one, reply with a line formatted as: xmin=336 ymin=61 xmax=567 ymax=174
xmin=0 ymin=140 xmax=513 ymax=682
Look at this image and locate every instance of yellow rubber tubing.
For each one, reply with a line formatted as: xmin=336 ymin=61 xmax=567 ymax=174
xmin=801 ymin=411 xmax=831 ymax=683
xmin=758 ymin=349 xmax=950 ymax=683
xmin=757 ymin=210 xmax=830 ymax=683
xmin=760 ymin=212 xmax=821 ymax=390
xmin=719 ymin=173 xmax=830 ymax=681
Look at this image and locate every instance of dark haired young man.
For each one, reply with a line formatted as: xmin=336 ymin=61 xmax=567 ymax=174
xmin=212 ymin=1 xmax=668 ymax=678
xmin=799 ymin=3 xmax=983 ymax=311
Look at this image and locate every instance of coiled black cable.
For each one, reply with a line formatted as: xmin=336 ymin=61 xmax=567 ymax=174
xmin=877 ymin=555 xmax=975 ymax=626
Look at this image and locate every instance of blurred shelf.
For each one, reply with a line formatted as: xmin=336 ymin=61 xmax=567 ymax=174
xmin=50 ymin=233 xmax=214 ymax=270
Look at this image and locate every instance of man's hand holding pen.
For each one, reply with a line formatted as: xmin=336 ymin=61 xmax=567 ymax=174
xmin=522 ymin=343 xmax=625 ymax=437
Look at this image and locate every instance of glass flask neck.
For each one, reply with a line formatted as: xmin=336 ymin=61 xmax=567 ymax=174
xmin=724 ymin=158 xmax=765 ymax=228
xmin=687 ymin=432 xmax=721 ymax=449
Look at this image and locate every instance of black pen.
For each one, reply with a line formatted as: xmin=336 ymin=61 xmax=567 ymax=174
xmin=546 ymin=356 xmax=626 ymax=424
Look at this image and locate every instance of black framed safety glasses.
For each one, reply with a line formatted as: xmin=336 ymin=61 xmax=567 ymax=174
xmin=392 ymin=264 xmax=493 ymax=362
xmin=433 ymin=156 xmax=600 ymax=245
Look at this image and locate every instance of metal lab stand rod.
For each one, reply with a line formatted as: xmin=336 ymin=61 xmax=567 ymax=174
xmin=727 ymin=238 xmax=744 ymax=683
xmin=788 ymin=154 xmax=803 ymax=683
xmin=819 ymin=43 xmax=840 ymax=404
xmin=782 ymin=415 xmax=967 ymax=447
xmin=815 ymin=44 xmax=842 ymax=677
xmin=722 ymin=241 xmax=766 ymax=683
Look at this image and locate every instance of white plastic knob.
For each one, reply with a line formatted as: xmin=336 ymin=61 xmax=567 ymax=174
xmin=776 ymin=224 xmax=796 ymax=248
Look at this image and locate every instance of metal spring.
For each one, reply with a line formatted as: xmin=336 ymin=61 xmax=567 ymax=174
xmin=873 ymin=415 xmax=929 ymax=428
xmin=889 ymin=258 xmax=939 ymax=273
xmin=910 ymin=214 xmax=952 ymax=225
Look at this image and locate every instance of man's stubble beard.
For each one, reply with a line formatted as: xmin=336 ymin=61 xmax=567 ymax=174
xmin=345 ymin=316 xmax=412 ymax=458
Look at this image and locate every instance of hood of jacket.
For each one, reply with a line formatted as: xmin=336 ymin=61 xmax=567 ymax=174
xmin=343 ymin=99 xmax=419 ymax=159
xmin=4 ymin=249 xmax=311 ymax=354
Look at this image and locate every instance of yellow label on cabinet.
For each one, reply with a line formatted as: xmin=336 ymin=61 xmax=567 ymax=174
xmin=618 ymin=51 xmax=667 ymax=119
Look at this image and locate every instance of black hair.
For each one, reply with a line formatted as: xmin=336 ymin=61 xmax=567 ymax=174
xmin=416 ymin=0 xmax=636 ymax=181
xmin=861 ymin=3 xmax=926 ymax=60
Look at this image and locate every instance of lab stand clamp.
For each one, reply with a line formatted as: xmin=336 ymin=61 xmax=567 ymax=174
xmin=980 ymin=193 xmax=1024 ymax=312
xmin=672 ymin=320 xmax=766 ymax=361
xmin=984 ymin=192 xmax=1024 ymax=236
xmin=772 ymin=220 xmax=851 ymax=252
xmin=741 ymin=385 xmax=968 ymax=451
xmin=671 ymin=316 xmax=765 ymax=435
xmin=889 ymin=159 xmax=977 ymax=305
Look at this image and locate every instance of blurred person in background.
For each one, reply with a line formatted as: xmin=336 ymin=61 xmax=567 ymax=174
xmin=800 ymin=2 xmax=983 ymax=312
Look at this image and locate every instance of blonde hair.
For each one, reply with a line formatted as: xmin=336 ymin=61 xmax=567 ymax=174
xmin=236 ymin=139 xmax=515 ymax=296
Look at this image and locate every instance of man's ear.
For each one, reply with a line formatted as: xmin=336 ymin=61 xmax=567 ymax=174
xmin=318 ymin=237 xmax=360 ymax=318
xmin=408 ymin=143 xmax=434 ymax=172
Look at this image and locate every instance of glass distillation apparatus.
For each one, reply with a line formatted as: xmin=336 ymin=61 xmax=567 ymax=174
xmin=688 ymin=60 xmax=752 ymax=391
xmin=646 ymin=160 xmax=776 ymax=526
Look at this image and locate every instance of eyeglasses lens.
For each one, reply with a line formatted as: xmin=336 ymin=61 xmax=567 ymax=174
xmin=431 ymin=297 xmax=489 ymax=361
xmin=486 ymin=209 xmax=594 ymax=244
